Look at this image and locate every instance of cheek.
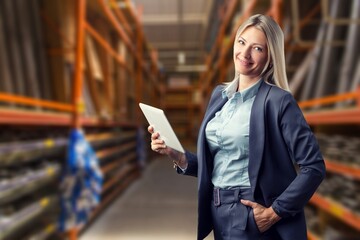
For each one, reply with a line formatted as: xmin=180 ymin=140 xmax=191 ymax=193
xmin=256 ymin=57 xmax=266 ymax=67
xmin=254 ymin=53 xmax=268 ymax=66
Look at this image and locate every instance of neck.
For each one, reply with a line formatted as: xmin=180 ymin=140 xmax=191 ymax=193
xmin=238 ymin=75 xmax=260 ymax=91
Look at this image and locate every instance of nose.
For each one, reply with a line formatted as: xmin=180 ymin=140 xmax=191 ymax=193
xmin=242 ymin=47 xmax=251 ymax=59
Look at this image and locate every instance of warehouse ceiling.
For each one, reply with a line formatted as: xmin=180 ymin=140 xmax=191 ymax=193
xmin=131 ymin=0 xmax=214 ymax=79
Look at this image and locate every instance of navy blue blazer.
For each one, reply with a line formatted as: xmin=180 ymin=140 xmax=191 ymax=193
xmin=181 ymin=81 xmax=326 ymax=239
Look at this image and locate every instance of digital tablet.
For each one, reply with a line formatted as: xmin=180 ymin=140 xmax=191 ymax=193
xmin=139 ymin=103 xmax=185 ymax=153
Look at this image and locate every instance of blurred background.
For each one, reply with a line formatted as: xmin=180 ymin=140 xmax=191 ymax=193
xmin=0 ymin=0 xmax=359 ymax=239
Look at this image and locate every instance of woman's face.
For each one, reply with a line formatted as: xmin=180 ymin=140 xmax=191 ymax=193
xmin=233 ymin=26 xmax=269 ymax=80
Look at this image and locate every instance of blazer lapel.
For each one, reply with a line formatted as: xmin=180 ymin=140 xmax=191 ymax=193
xmin=202 ymin=98 xmax=227 ymax=129
xmin=249 ymin=82 xmax=271 ymax=194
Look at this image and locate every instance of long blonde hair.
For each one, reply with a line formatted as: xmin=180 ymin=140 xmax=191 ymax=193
xmin=234 ymin=14 xmax=290 ymax=91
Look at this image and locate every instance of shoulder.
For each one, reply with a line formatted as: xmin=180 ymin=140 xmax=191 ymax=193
xmin=208 ymin=84 xmax=225 ymax=104
xmin=263 ymin=82 xmax=294 ymax=104
xmin=259 ymin=82 xmax=298 ymax=115
xmin=266 ymin=83 xmax=292 ymax=98
xmin=211 ymin=84 xmax=225 ymax=96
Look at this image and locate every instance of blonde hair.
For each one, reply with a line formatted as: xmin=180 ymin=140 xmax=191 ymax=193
xmin=234 ymin=14 xmax=290 ymax=91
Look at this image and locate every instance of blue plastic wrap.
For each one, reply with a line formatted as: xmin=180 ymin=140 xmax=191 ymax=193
xmin=60 ymin=129 xmax=103 ymax=231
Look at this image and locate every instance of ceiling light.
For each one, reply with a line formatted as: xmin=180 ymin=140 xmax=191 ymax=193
xmin=178 ymin=52 xmax=186 ymax=65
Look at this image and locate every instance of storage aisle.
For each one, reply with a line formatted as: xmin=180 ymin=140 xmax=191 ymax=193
xmin=80 ymin=157 xmax=213 ymax=240
xmin=1 ymin=0 xmax=360 ymax=239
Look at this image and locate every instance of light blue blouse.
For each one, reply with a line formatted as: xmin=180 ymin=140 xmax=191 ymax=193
xmin=205 ymin=78 xmax=262 ymax=189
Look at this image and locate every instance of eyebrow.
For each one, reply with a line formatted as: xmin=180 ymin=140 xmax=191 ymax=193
xmin=239 ymin=36 xmax=266 ymax=47
xmin=239 ymin=37 xmax=247 ymax=43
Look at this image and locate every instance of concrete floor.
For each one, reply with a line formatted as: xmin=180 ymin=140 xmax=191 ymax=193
xmin=80 ymin=157 xmax=214 ymax=240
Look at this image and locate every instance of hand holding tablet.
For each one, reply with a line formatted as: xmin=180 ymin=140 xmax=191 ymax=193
xmin=139 ymin=103 xmax=185 ymax=153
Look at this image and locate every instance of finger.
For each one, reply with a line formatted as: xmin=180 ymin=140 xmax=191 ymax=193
xmin=151 ymin=132 xmax=160 ymax=140
xmin=152 ymin=139 xmax=165 ymax=145
xmin=151 ymin=141 xmax=166 ymax=150
xmin=241 ymin=199 xmax=257 ymax=208
xmin=151 ymin=144 xmax=163 ymax=152
xmin=152 ymin=144 xmax=167 ymax=153
xmin=148 ymin=125 xmax=154 ymax=133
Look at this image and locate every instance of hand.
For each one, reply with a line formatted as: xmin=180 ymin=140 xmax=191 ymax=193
xmin=241 ymin=199 xmax=281 ymax=233
xmin=148 ymin=125 xmax=170 ymax=155
xmin=147 ymin=126 xmax=188 ymax=169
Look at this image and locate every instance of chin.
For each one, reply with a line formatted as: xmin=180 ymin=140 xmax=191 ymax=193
xmin=236 ymin=69 xmax=252 ymax=75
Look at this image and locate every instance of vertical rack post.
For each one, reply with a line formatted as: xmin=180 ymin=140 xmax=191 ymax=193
xmin=72 ymin=0 xmax=86 ymax=129
xmin=269 ymin=0 xmax=283 ymax=27
xmin=69 ymin=0 xmax=86 ymax=239
xmin=135 ymin=4 xmax=144 ymax=123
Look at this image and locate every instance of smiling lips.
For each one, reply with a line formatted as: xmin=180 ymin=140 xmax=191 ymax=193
xmin=238 ymin=58 xmax=253 ymax=66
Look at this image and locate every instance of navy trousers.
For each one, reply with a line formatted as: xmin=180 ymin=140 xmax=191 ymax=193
xmin=211 ymin=188 xmax=281 ymax=240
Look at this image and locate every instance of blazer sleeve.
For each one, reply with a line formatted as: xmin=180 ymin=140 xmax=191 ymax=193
xmin=175 ymin=151 xmax=198 ymax=177
xmin=271 ymin=93 xmax=326 ymax=218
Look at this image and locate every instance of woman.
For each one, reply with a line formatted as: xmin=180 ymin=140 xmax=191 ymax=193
xmin=149 ymin=14 xmax=325 ymax=240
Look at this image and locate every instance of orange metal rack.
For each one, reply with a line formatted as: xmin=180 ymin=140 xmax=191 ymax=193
xmin=0 ymin=0 xmax=159 ymax=239
xmin=325 ymin=160 xmax=360 ymax=180
xmin=0 ymin=0 xmax=159 ymax=126
xmin=310 ymin=193 xmax=360 ymax=231
xmin=299 ymin=87 xmax=360 ymax=238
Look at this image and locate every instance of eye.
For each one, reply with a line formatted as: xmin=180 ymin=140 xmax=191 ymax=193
xmin=254 ymin=46 xmax=263 ymax=52
xmin=237 ymin=39 xmax=245 ymax=45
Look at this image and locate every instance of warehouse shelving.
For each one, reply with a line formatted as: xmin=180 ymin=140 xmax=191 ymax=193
xmin=303 ymin=108 xmax=360 ymax=125
xmin=307 ymin=231 xmax=321 ymax=240
xmin=101 ymin=152 xmax=137 ymax=176
xmin=0 ymin=136 xmax=67 ymax=166
xmin=299 ymin=88 xmax=360 ymax=124
xmin=299 ymin=87 xmax=360 ymax=238
xmin=162 ymin=86 xmax=201 ymax=144
xmin=0 ymin=0 xmax=159 ymax=239
xmin=0 ymin=164 xmax=60 ymax=205
xmin=324 ymin=160 xmax=360 ymax=180
xmin=309 ymin=193 xmax=360 ymax=231
xmin=25 ymin=223 xmax=58 ymax=240
xmin=0 ymin=131 xmax=64 ymax=239
xmin=0 ymin=196 xmax=58 ymax=240
xmin=0 ymin=107 xmax=148 ymax=126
